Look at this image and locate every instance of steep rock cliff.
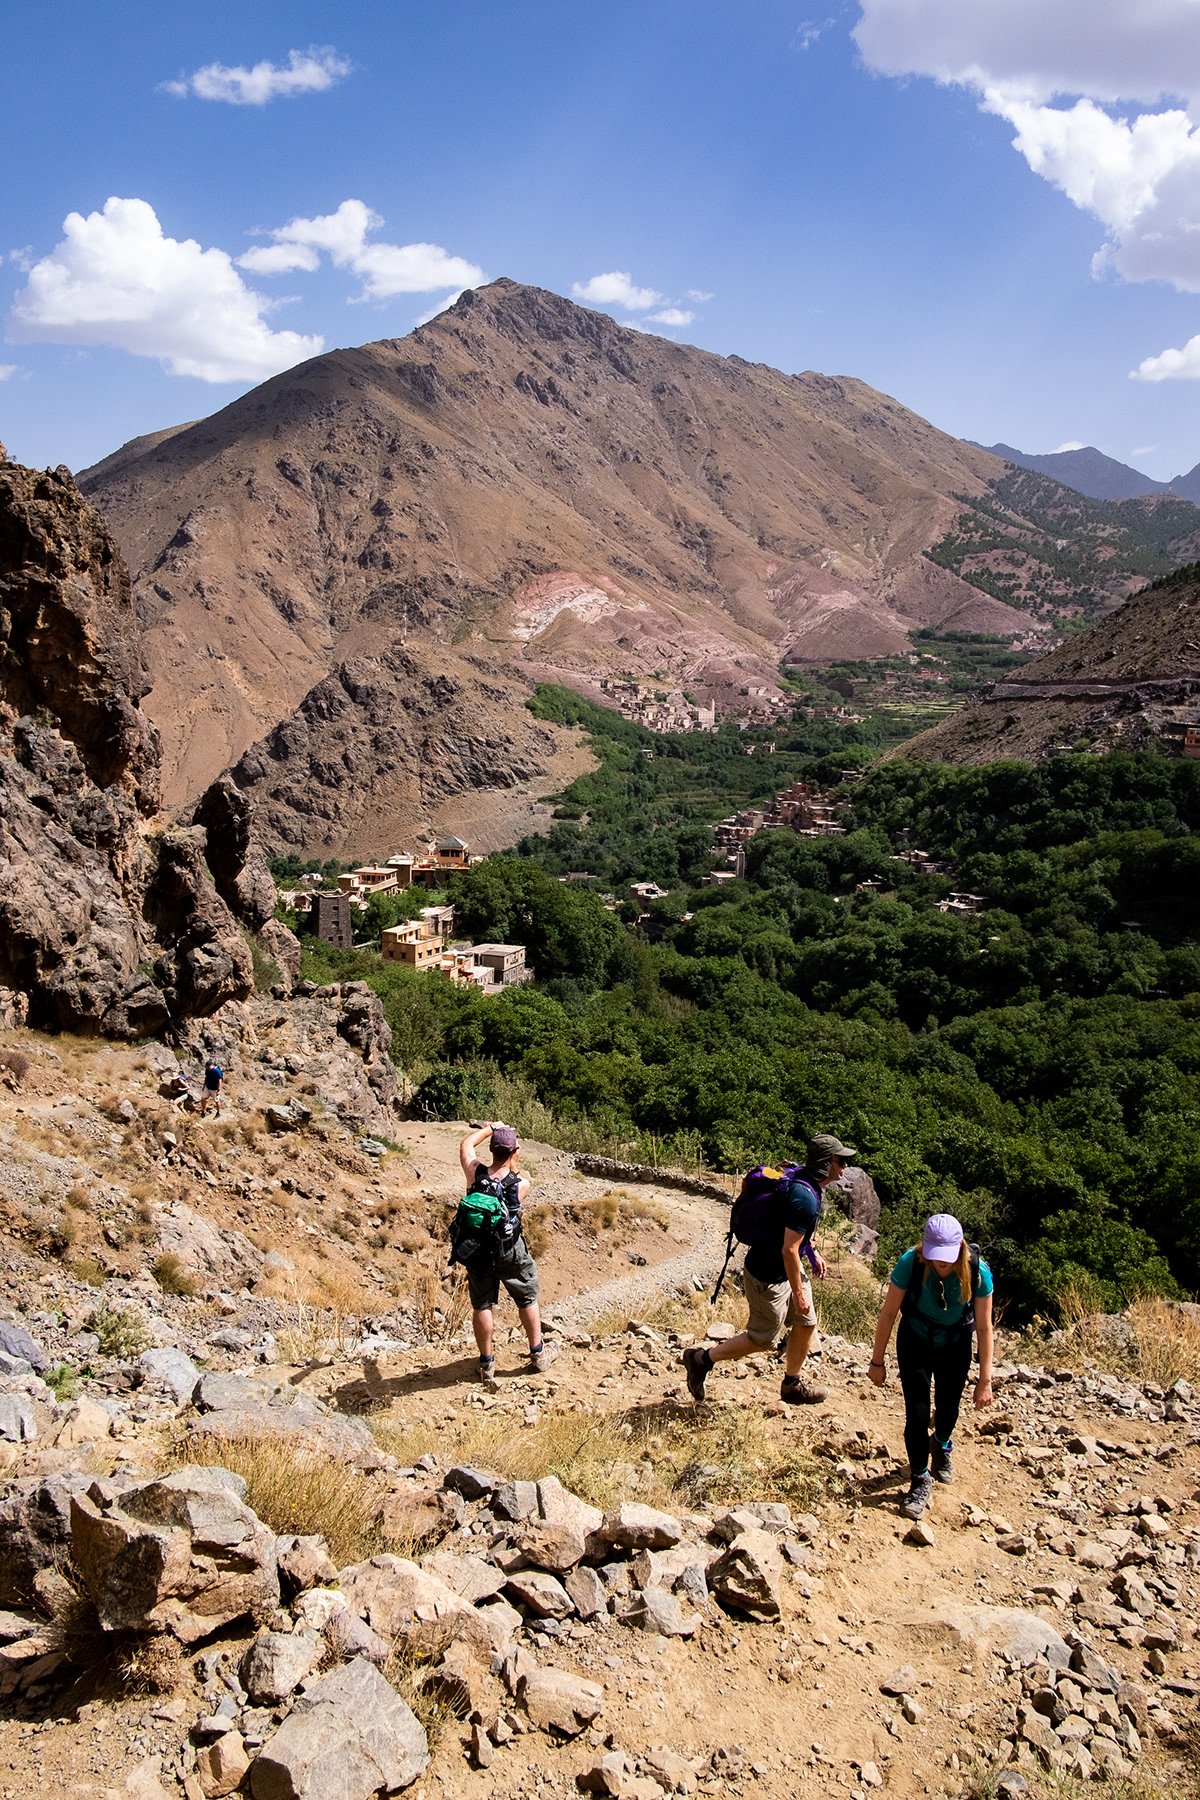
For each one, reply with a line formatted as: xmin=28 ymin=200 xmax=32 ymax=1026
xmin=0 ymin=459 xmax=255 ymax=1034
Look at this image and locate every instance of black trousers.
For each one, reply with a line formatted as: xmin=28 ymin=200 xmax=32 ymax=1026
xmin=896 ymin=1319 xmax=973 ymax=1475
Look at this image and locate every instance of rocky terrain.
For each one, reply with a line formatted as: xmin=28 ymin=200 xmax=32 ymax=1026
xmin=895 ymin=562 xmax=1200 ymax=765
xmin=78 ymin=280 xmax=1038 ymax=852
xmin=0 ymin=456 xmax=311 ymax=1038
xmin=0 ymin=1025 xmax=1197 ymax=1800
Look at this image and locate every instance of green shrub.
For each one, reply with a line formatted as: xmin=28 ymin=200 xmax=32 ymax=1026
xmin=92 ymin=1304 xmax=153 ymax=1358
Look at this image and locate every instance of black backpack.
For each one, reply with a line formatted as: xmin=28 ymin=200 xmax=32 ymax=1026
xmin=448 ymin=1170 xmax=523 ymax=1270
xmin=901 ymin=1245 xmax=981 ymax=1340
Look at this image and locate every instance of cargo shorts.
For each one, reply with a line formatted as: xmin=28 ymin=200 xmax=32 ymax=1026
xmin=465 ymin=1235 xmax=540 ymax=1312
xmin=743 ymin=1267 xmax=818 ymax=1345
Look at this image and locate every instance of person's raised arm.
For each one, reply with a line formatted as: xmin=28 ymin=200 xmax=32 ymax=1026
xmin=459 ymin=1124 xmax=492 ymax=1181
xmin=868 ymin=1282 xmax=905 ymax=1386
xmin=973 ymin=1292 xmax=994 ymax=1409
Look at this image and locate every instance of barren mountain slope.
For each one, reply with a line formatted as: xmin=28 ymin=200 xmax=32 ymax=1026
xmin=80 ymin=280 xmax=1022 ymax=819
xmin=893 ymin=565 xmax=1200 ymax=765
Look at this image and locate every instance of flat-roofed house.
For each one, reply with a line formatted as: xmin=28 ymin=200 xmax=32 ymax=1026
xmin=472 ymin=944 xmax=532 ymax=987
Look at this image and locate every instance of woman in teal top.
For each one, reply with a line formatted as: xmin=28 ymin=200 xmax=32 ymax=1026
xmin=868 ymin=1213 xmax=994 ymax=1520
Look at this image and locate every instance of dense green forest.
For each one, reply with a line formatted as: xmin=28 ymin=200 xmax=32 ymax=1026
xmin=298 ymin=688 xmax=1200 ymax=1322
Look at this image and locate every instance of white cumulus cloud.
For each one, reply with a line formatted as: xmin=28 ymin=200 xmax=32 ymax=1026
xmin=8 ymin=197 xmax=323 ymax=382
xmin=853 ymin=0 xmax=1200 ymax=374
xmin=0 ymin=364 xmax=18 ymax=380
xmin=1133 ymin=335 xmax=1200 ymax=380
xmin=572 ymin=271 xmax=663 ymax=310
xmin=239 ymin=199 xmax=484 ymax=301
xmin=1052 ymin=440 xmax=1086 ymax=451
xmin=163 ymin=46 xmax=350 ymax=105
xmin=647 ymin=307 xmax=695 ymax=326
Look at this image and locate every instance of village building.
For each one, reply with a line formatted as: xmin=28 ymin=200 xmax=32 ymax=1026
xmin=597 ymin=679 xmax=718 ymax=734
xmin=938 ymin=892 xmax=987 ymax=919
xmin=472 ymin=944 xmax=533 ymax=987
xmin=380 ymin=905 xmax=456 ymax=968
xmin=310 ymin=892 xmax=354 ymax=950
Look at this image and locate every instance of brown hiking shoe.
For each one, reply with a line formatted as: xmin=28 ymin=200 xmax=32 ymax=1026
xmin=530 ymin=1342 xmax=560 ymax=1374
xmin=682 ymin=1344 xmax=710 ymax=1402
xmin=781 ymin=1374 xmax=828 ymax=1404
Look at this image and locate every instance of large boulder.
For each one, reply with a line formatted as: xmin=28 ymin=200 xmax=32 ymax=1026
xmin=828 ymin=1163 xmax=880 ymax=1230
xmin=70 ymin=1466 xmax=278 ymax=1641
xmin=249 ymin=1657 xmax=428 ymax=1798
xmin=259 ymin=920 xmax=302 ymax=995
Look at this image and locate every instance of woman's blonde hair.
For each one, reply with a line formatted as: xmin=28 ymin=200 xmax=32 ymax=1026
xmin=911 ymin=1238 xmax=973 ymax=1307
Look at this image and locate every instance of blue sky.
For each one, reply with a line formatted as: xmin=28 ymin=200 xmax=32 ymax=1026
xmin=3 ymin=0 xmax=1200 ymax=480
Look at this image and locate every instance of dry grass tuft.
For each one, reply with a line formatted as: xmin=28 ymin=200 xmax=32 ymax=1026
xmin=0 ymin=1048 xmax=30 ymax=1083
xmin=813 ymin=1267 xmax=883 ymax=1345
xmin=152 ymin=1252 xmax=199 ymax=1297
xmin=175 ymin=1433 xmax=385 ymax=1568
xmin=373 ymin=1390 xmax=827 ymax=1516
xmin=414 ymin=1267 xmax=471 ymax=1342
xmin=67 ymin=1255 xmax=105 ymax=1288
xmin=1056 ymin=1287 xmax=1200 ymax=1387
xmin=521 ymin=1203 xmax=554 ymax=1260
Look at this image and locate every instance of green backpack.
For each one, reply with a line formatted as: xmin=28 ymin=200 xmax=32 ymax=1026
xmin=448 ymin=1172 xmax=520 ymax=1268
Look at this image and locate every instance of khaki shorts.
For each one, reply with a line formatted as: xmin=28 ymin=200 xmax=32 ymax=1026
xmin=465 ymin=1236 xmax=540 ymax=1312
xmin=744 ymin=1268 xmax=817 ymax=1345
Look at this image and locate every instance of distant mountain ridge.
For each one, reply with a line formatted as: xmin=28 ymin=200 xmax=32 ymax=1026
xmin=971 ymin=440 xmax=1200 ymax=505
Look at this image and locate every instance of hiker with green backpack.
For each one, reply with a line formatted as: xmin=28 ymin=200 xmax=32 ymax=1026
xmin=868 ymin=1213 xmax=994 ymax=1520
xmin=454 ymin=1123 xmax=560 ymax=1384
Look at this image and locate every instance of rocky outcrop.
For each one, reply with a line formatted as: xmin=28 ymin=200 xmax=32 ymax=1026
xmin=0 ymin=457 xmax=264 ymax=1036
xmin=69 ymin=1464 xmax=278 ymax=1642
xmin=0 ymin=462 xmax=159 ymax=806
xmin=193 ymin=774 xmax=278 ymax=931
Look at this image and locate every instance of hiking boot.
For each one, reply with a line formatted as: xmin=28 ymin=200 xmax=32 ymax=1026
xmin=901 ymin=1470 xmax=934 ymax=1518
xmin=529 ymin=1341 xmax=560 ymax=1374
xmin=478 ymin=1356 xmax=497 ymax=1388
xmin=682 ymin=1345 xmax=711 ymax=1402
xmin=931 ymin=1439 xmax=954 ymax=1484
xmin=780 ymin=1374 xmax=829 ymax=1405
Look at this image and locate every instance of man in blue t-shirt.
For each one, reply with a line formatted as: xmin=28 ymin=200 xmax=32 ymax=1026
xmin=682 ymin=1134 xmax=857 ymax=1406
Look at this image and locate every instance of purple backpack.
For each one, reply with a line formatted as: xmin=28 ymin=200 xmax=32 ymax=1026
xmin=731 ymin=1163 xmax=803 ymax=1249
xmin=712 ymin=1163 xmax=813 ymax=1303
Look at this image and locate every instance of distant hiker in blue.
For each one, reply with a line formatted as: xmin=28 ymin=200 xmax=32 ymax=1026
xmin=868 ymin=1213 xmax=994 ymax=1520
xmin=682 ymin=1134 xmax=858 ymax=1407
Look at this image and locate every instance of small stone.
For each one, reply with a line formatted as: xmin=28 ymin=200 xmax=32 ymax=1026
xmin=506 ymin=1570 xmax=575 ymax=1618
xmin=618 ymin=1586 xmax=699 ymax=1637
xmin=565 ymin=1566 xmax=608 ymax=1620
xmin=471 ymin=1720 xmax=494 ymax=1768
xmin=444 ymin=1464 xmax=500 ymax=1501
xmin=904 ymin=1522 xmax=935 ymax=1548
xmin=240 ymin=1628 xmax=322 ymax=1702
xmin=520 ymin=1666 xmax=604 ymax=1735
xmin=995 ymin=1533 xmax=1030 ymax=1556
xmin=195 ymin=1730 xmax=249 ymax=1798
xmin=494 ymin=1479 xmax=539 ymax=1522
xmin=580 ymin=1751 xmax=632 ymax=1795
xmin=859 ymin=1763 xmax=883 ymax=1788
xmin=901 ymin=1698 xmax=923 ymax=1724
xmin=879 ymin=1666 xmax=917 ymax=1696
xmin=600 ymin=1502 xmax=683 ymax=1551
